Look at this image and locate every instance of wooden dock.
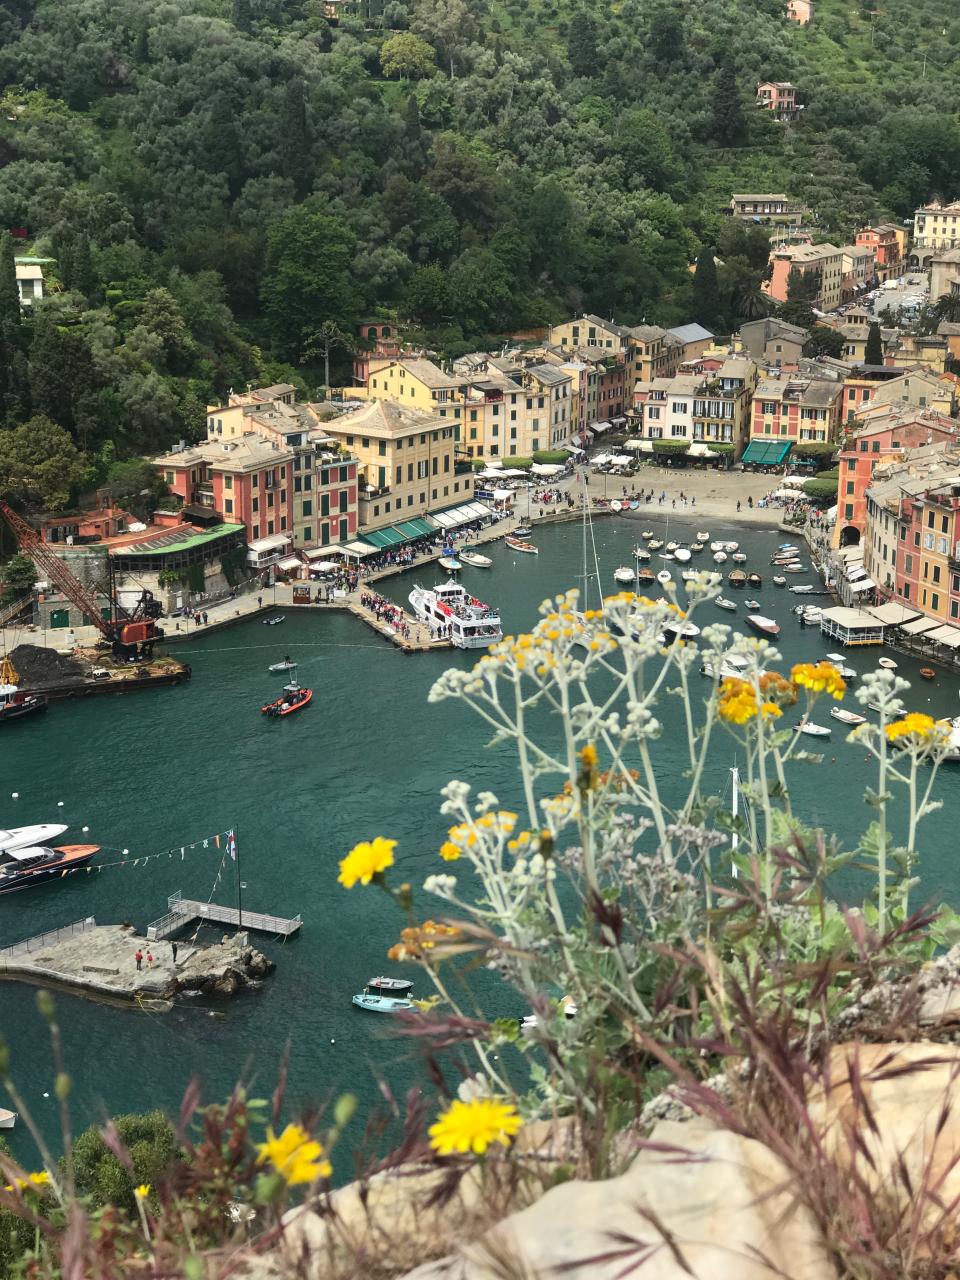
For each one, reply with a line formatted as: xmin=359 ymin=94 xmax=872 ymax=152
xmin=146 ymin=891 xmax=302 ymax=941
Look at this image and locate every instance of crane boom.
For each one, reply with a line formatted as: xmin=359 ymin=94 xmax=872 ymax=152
xmin=0 ymin=499 xmax=162 ymax=652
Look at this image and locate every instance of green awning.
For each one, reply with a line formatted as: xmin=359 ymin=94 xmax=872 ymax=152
xmin=741 ymin=440 xmax=793 ymax=466
xmin=361 ymin=527 xmax=407 ymax=549
xmin=395 ymin=518 xmax=436 ymax=539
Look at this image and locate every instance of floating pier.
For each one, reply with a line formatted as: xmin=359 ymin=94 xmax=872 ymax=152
xmin=146 ymin=891 xmax=302 ymax=940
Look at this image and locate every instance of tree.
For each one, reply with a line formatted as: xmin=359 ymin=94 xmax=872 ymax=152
xmin=279 ymin=79 xmax=312 ymax=201
xmin=261 ymin=204 xmax=359 ymax=362
xmin=380 ymin=32 xmax=435 ymax=80
xmin=567 ymin=10 xmax=599 ymax=78
xmin=104 ymin=459 xmax=168 ymax=519
xmin=692 ymin=248 xmax=721 ymax=328
xmin=649 ymin=5 xmax=684 ymax=63
xmin=0 ymin=234 xmax=20 ymax=332
xmin=865 ymin=321 xmax=884 ymax=365
xmin=0 ymin=415 xmax=87 ymax=510
xmin=712 ymin=59 xmax=746 ymax=146
xmin=410 ymin=0 xmax=470 ymax=78
xmin=400 ymin=264 xmax=451 ymax=325
xmin=302 ymin=320 xmax=351 ymax=394
xmin=1 ymin=552 xmax=36 ymax=604
xmin=804 ymin=325 xmax=845 ymax=358
xmin=73 ymin=1111 xmax=177 ymax=1213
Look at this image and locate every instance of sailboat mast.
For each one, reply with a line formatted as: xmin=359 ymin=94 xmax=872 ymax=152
xmin=730 ymin=765 xmax=740 ymax=879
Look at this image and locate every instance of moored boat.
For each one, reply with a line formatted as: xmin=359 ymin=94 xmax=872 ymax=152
xmin=920 ymin=667 xmax=936 ymax=681
xmin=772 ymin=575 xmax=786 ymax=586
xmin=263 ymin=615 xmax=285 ymax=626
xmin=728 ymin=569 xmax=747 ymax=588
xmin=409 ymin=580 xmax=503 ymax=649
xmin=674 ymin=547 xmax=692 ymax=563
xmin=641 ymin=529 xmax=654 ymax=539
xmin=831 ymin=706 xmax=866 ymax=727
xmin=633 ymin=546 xmax=651 ymax=562
xmin=696 ymin=531 xmax=709 ymax=542
xmin=746 ymin=614 xmax=780 ymax=637
xmin=0 ymin=844 xmax=100 ymax=895
xmin=878 ymin=656 xmax=898 ymax=669
xmin=352 ymin=988 xmax=415 ymax=1013
xmin=614 ymin=566 xmax=635 ymax=584
xmin=796 ymin=719 xmax=831 ymax=738
xmin=715 ymin=597 xmax=737 ymax=612
xmin=439 ymin=556 xmax=462 ymax=572
xmin=505 ymin=537 xmax=538 ymax=554
xmin=367 ymin=976 xmax=414 ymax=994
xmin=648 ymin=539 xmax=664 ymax=551
xmin=690 ymin=541 xmax=703 ymax=552
xmin=709 ymin=541 xmax=724 ymax=552
xmin=713 ymin=551 xmax=728 ymax=564
xmin=458 ymin=550 xmax=492 ymax=568
xmin=0 ymin=824 xmax=68 ymax=854
xmin=745 ymin=598 xmax=761 ymax=610
xmin=268 ymin=658 xmax=296 ymax=673
xmin=666 ymin=541 xmax=678 ymax=552
xmin=656 ymin=568 xmax=673 ymax=585
xmin=790 ymin=584 xmax=814 ymax=594
xmin=747 ymin=572 xmax=762 ymax=588
xmin=732 ymin=552 xmax=747 ymax=563
xmin=514 ymin=523 xmax=532 ymax=536
xmin=0 ymin=682 xmax=48 ymax=725
xmin=635 ymin=567 xmax=655 ymax=585
xmin=0 ymin=1108 xmax=15 ymax=1129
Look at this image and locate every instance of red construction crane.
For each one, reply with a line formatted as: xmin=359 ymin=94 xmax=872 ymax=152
xmin=0 ymin=499 xmax=163 ymax=655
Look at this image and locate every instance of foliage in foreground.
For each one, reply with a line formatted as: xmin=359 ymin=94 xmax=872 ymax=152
xmin=4 ymin=573 xmax=960 ymax=1276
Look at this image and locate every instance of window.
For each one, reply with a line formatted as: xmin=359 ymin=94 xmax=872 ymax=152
xmin=932 ymin=593 xmax=940 ymax=611
xmin=224 ymin=474 xmax=233 ymax=490
xmin=846 ymin=481 xmax=855 ymax=495
xmin=924 ymin=533 xmax=935 ymax=550
xmin=378 ymin=441 xmax=386 ymax=456
xmin=928 ymin=510 xmax=936 ymax=528
xmin=844 ymin=503 xmax=853 ymax=519
xmin=303 ymin=500 xmax=312 ymax=517
xmin=938 ymin=537 xmax=949 ymax=554
xmin=224 ymin=499 xmax=233 ymax=514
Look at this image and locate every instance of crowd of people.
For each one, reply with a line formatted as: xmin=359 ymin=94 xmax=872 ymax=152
xmin=358 ymin=590 xmax=412 ymax=639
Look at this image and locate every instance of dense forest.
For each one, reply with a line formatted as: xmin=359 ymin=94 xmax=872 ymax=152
xmin=0 ymin=0 xmax=960 ymax=501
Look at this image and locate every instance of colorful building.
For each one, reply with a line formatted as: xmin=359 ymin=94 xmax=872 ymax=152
xmin=768 ymin=242 xmax=844 ymax=310
xmin=320 ymin=399 xmax=469 ymax=532
xmin=756 ymin=81 xmax=799 ymax=122
xmin=750 ymin=374 xmax=843 ymax=448
xmin=854 ymin=225 xmax=904 ymax=281
xmin=729 ymin=193 xmax=809 ymax=224
xmin=912 ymin=199 xmax=960 ymax=267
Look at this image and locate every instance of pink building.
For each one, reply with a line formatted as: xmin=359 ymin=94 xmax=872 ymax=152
xmin=786 ymin=0 xmax=812 ymax=24
xmin=756 ymin=81 xmax=799 ymax=122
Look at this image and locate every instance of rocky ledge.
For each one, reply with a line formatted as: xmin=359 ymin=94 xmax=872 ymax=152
xmin=169 ymin=936 xmax=274 ymax=998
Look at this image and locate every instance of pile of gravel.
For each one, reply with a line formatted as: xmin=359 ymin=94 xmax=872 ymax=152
xmin=10 ymin=644 xmax=87 ymax=688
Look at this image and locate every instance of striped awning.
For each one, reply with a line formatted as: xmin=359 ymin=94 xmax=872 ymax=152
xmin=901 ymin=616 xmax=942 ymax=636
xmin=741 ymin=440 xmax=792 ymax=465
xmin=926 ymin=625 xmax=960 ymax=648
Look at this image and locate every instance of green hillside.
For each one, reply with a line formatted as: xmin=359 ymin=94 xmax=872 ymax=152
xmin=0 ymin=0 xmax=958 ymax=490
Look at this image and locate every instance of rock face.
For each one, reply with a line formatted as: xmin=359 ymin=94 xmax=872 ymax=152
xmin=171 ymin=937 xmax=274 ymax=997
xmin=402 ymin=1120 xmax=835 ymax=1280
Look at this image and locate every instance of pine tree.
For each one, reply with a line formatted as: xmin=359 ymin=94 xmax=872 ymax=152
xmin=567 ymin=11 xmax=599 ymax=78
xmin=280 ymin=79 xmax=311 ymax=201
xmin=692 ymin=248 xmax=721 ymax=328
xmin=0 ymin=234 xmax=21 ymax=332
xmin=865 ymin=321 xmax=883 ymax=365
xmin=712 ymin=60 xmax=746 ymax=146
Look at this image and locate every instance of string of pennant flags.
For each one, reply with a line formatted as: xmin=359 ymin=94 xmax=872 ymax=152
xmin=57 ymin=828 xmax=238 ymax=878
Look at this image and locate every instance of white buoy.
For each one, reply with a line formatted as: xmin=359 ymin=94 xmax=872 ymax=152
xmin=57 ymin=801 xmax=64 ymax=807
xmin=122 ymin=848 xmax=129 ymax=856
xmin=11 ymin=792 xmax=18 ymax=799
xmin=81 ymin=826 xmax=89 ymax=833
xmin=42 ymin=1092 xmax=49 ymax=1098
xmin=330 ymin=1038 xmax=335 ymax=1044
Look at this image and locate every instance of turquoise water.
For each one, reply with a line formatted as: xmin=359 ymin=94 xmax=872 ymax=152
xmin=2 ymin=516 xmax=959 ymax=1163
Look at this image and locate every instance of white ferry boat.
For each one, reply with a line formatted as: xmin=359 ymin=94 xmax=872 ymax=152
xmin=408 ymin=581 xmax=503 ymax=649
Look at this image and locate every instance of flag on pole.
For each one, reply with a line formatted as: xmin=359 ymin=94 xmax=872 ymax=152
xmin=227 ymin=830 xmax=237 ymax=862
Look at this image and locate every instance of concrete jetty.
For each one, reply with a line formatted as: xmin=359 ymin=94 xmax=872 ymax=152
xmin=0 ymin=918 xmax=274 ymax=1008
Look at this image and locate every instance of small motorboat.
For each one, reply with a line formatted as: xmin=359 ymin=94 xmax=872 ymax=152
xmin=831 ymin=707 xmax=866 ymax=727
xmin=662 ymin=618 xmax=701 ymax=642
xmin=614 ymin=567 xmax=635 ymax=584
xmin=648 ymin=539 xmax=664 ymax=551
xmin=0 ymin=824 xmax=68 ymax=854
xmin=0 ymin=844 xmax=100 ymax=895
xmin=0 ymin=1108 xmax=15 ymax=1129
xmin=747 ymin=573 xmax=762 ymax=588
xmin=514 ymin=523 xmax=532 ymax=536
xmin=732 ymin=552 xmax=748 ymax=563
xmin=773 ymin=576 xmax=786 ymax=587
xmin=611 ymin=500 xmax=623 ymax=512
xmin=367 ymin=976 xmax=414 ymax=994
xmin=352 ymin=987 xmax=415 ymax=1013
xmin=723 ymin=541 xmax=739 ymax=552
xmin=635 ymin=567 xmax=655 ymax=585
xmin=715 ymin=597 xmax=737 ymax=612
xmin=634 ymin=547 xmax=651 ymax=562
xmin=746 ymin=614 xmax=780 ymax=637
xmin=690 ymin=542 xmax=703 ymax=552
xmin=797 ymin=720 xmax=831 ymax=738
xmin=659 ymin=552 xmax=676 ymax=561
xmin=701 ymin=654 xmax=753 ymax=680
xmin=641 ymin=529 xmax=654 ymax=539
xmin=439 ymin=557 xmax=462 ymax=572
xmin=681 ymin=569 xmax=698 ymax=582
xmin=268 ymin=658 xmax=296 ymax=673
xmin=878 ymin=657 xmax=898 ymax=670
xmin=713 ymin=551 xmax=728 ymax=564
xmin=505 ymin=537 xmax=538 ymax=554
xmin=674 ymin=547 xmax=692 ymax=563
xmin=790 ymin=584 xmax=814 ymax=594
xmin=697 ymin=531 xmax=710 ymax=543
xmin=745 ymin=598 xmax=761 ymax=610
xmin=784 ymin=565 xmax=806 ymax=574
xmin=656 ymin=569 xmax=673 ymax=585
xmin=920 ymin=667 xmax=937 ymax=681
xmin=459 ymin=551 xmax=492 ymax=568
xmin=728 ymin=570 xmax=747 ymax=588
xmin=710 ymin=541 xmax=724 ymax=552
xmin=777 ymin=543 xmax=799 ymax=552
xmin=263 ymin=615 xmax=285 ymax=626
xmin=666 ymin=541 xmax=678 ymax=552
xmin=261 ymin=679 xmax=313 ymax=717
xmin=801 ymin=607 xmax=823 ymax=625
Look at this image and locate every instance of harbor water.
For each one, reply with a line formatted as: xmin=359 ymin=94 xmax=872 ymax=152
xmin=2 ymin=516 xmax=959 ymax=1161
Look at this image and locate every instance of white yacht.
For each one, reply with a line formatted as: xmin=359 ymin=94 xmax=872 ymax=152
xmin=0 ymin=824 xmax=69 ymax=854
xmin=408 ymin=581 xmax=502 ymax=649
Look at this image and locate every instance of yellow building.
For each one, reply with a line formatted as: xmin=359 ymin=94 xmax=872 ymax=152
xmin=363 ymin=358 xmax=464 ymax=431
xmin=321 ymin=399 xmax=469 ymax=531
xmin=451 ymin=356 xmax=573 ymax=459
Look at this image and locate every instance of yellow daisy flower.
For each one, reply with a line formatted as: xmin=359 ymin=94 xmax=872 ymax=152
xmin=256 ymin=1123 xmax=332 ymax=1184
xmin=428 ymin=1097 xmax=522 ymax=1157
xmin=338 ymin=837 xmax=396 ymax=889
